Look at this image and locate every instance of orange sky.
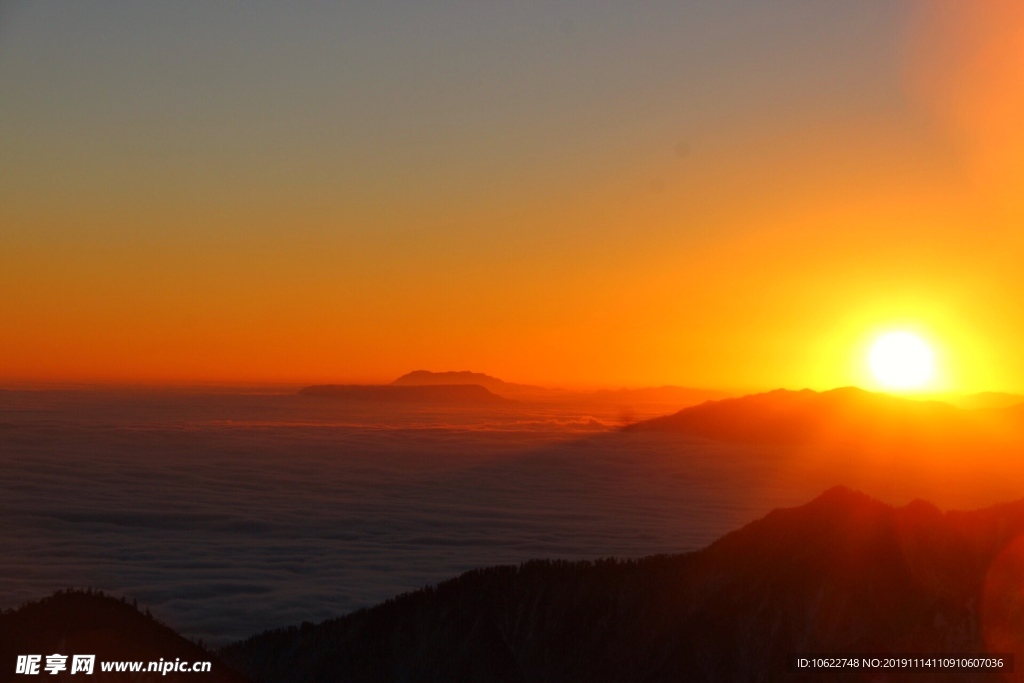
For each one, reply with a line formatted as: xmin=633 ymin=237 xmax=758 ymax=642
xmin=1 ymin=1 xmax=1022 ymax=392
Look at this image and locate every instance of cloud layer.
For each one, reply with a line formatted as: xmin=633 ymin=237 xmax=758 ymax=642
xmin=2 ymin=390 xmax=1017 ymax=645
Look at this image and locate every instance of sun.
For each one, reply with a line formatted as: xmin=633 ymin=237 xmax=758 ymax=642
xmin=868 ymin=331 xmax=935 ymax=391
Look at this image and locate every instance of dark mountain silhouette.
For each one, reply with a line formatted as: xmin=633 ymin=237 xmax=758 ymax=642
xmin=221 ymin=487 xmax=1024 ymax=682
xmin=0 ymin=590 xmax=251 ymax=682
xmin=391 ymin=370 xmax=547 ymax=397
xmin=298 ymin=383 xmax=513 ymax=404
xmin=623 ymin=386 xmax=1015 ymax=449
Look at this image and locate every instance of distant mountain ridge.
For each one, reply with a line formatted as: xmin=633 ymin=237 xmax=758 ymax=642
xmin=945 ymin=391 xmax=1024 ymax=410
xmin=390 ymin=370 xmax=727 ymax=407
xmin=221 ymin=487 xmax=1024 ymax=682
xmin=623 ymin=386 xmax=1018 ymax=448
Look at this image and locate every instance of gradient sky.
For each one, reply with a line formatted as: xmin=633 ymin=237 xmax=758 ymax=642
xmin=2 ymin=1 xmax=1022 ymax=392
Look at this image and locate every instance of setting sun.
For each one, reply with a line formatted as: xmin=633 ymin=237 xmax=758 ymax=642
xmin=868 ymin=332 xmax=936 ymax=391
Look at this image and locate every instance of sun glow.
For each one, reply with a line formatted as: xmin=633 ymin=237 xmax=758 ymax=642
xmin=868 ymin=331 xmax=935 ymax=391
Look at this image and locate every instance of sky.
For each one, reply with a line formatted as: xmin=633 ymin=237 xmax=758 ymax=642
xmin=2 ymin=0 xmax=1022 ymax=392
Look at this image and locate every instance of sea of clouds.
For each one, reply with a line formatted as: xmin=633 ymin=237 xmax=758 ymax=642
xmin=0 ymin=390 xmax=1006 ymax=645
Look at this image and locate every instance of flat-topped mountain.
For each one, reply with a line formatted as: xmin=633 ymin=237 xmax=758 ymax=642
xmin=391 ymin=371 xmax=550 ymax=399
xmin=0 ymin=590 xmax=251 ymax=683
xmin=298 ymin=383 xmax=513 ymax=404
xmin=623 ymin=386 xmax=1015 ymax=448
xmin=220 ymin=487 xmax=1024 ymax=682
